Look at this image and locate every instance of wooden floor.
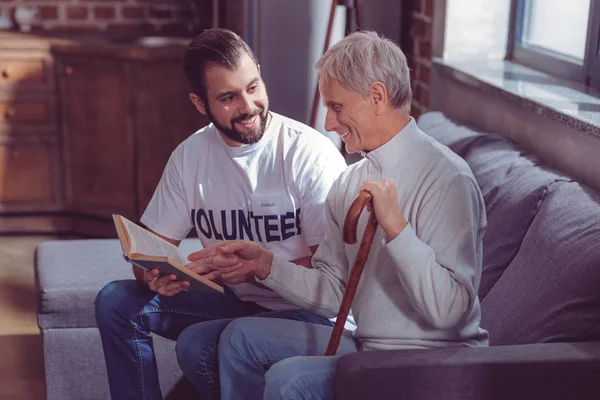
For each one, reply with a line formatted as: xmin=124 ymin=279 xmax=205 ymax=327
xmin=0 ymin=235 xmax=56 ymax=400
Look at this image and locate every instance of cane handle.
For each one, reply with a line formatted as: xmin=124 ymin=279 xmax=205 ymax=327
xmin=343 ymin=190 xmax=373 ymax=244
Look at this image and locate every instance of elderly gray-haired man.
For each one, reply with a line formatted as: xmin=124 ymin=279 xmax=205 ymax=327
xmin=181 ymin=30 xmax=489 ymax=400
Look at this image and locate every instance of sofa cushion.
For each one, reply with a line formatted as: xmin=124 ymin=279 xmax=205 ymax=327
xmin=419 ymin=112 xmax=568 ymax=299
xmin=417 ymin=111 xmax=482 ymax=157
xmin=42 ymin=327 xmax=190 ymax=400
xmin=460 ymin=136 xmax=569 ymax=299
xmin=481 ymin=181 xmax=600 ymax=345
xmin=35 ymin=238 xmax=202 ymax=330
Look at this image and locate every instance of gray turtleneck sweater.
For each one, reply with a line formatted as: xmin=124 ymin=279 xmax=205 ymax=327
xmin=260 ymin=118 xmax=489 ymax=351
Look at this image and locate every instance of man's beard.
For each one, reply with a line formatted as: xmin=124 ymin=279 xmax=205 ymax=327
xmin=206 ymin=105 xmax=269 ymax=145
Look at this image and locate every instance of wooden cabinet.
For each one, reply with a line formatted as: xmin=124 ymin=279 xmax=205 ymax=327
xmin=0 ymin=42 xmax=62 ymax=221
xmin=0 ymin=96 xmax=57 ymax=136
xmin=0 ymin=32 xmax=208 ymax=236
xmin=0 ymin=52 xmax=54 ymax=90
xmin=54 ymin=52 xmax=208 ymax=236
xmin=0 ymin=138 xmax=58 ymax=206
xmin=133 ymin=60 xmax=204 ymax=217
xmin=58 ymin=55 xmax=136 ymax=221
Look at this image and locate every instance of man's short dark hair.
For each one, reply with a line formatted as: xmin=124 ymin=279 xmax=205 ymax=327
xmin=182 ymin=28 xmax=259 ymax=101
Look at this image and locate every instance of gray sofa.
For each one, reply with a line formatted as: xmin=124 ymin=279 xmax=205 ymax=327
xmin=335 ymin=112 xmax=600 ymax=399
xmin=35 ymin=239 xmax=200 ymax=399
xmin=36 ymin=111 xmax=600 ymax=399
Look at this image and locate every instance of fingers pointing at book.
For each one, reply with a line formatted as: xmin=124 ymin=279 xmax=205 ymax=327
xmin=186 ymin=246 xmax=224 ymax=281
xmin=210 ymin=240 xmax=274 ymax=284
xmin=140 ymin=244 xmax=231 ymax=296
xmin=139 ymin=241 xmax=274 ymax=288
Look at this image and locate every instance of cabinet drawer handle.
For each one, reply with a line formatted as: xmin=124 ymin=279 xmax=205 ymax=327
xmin=4 ymin=108 xmax=16 ymax=120
xmin=1 ymin=69 xmax=8 ymax=79
xmin=65 ymin=66 xmax=74 ymax=76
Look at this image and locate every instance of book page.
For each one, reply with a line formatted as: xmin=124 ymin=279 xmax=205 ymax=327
xmin=113 ymin=214 xmax=131 ymax=255
xmin=120 ymin=216 xmax=186 ymax=266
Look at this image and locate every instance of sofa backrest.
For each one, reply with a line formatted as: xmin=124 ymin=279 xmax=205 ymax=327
xmin=419 ymin=112 xmax=600 ymax=346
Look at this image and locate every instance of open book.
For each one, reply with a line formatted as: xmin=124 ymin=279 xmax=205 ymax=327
xmin=113 ymin=214 xmax=224 ymax=294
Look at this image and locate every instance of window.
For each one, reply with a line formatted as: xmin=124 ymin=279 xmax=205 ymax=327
xmin=508 ymin=0 xmax=600 ymax=89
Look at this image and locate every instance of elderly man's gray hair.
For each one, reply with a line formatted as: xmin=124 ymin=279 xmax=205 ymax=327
xmin=315 ymin=30 xmax=412 ymax=112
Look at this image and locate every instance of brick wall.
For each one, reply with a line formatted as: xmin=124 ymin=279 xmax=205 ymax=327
xmin=0 ymin=0 xmax=212 ymax=36
xmin=0 ymin=0 xmax=433 ymax=114
xmin=408 ymin=0 xmax=434 ymax=119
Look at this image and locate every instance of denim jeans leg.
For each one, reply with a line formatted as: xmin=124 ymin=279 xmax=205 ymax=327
xmin=177 ymin=308 xmax=333 ymax=399
xmin=176 ymin=318 xmax=235 ymax=400
xmin=253 ymin=309 xmax=335 ymax=326
xmin=218 ymin=317 xmax=359 ymax=400
xmin=94 ymin=279 xmax=266 ymax=400
xmin=264 ymin=355 xmax=342 ymax=400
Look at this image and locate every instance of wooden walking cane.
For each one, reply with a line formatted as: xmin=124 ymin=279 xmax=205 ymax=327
xmin=325 ymin=190 xmax=378 ymax=356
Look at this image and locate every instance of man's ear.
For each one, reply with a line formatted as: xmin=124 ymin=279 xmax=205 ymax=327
xmin=189 ymin=93 xmax=207 ymax=115
xmin=369 ymin=82 xmax=387 ymax=115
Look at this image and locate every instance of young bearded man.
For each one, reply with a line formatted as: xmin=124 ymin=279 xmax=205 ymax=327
xmin=94 ymin=28 xmax=347 ymax=400
xmin=202 ymin=30 xmax=490 ymax=400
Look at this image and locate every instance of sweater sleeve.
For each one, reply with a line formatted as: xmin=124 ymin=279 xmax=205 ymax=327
xmin=383 ymin=174 xmax=486 ymax=330
xmin=259 ymin=178 xmax=350 ymax=318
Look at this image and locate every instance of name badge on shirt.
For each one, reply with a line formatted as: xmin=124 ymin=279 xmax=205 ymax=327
xmin=251 ymin=194 xmax=287 ymax=215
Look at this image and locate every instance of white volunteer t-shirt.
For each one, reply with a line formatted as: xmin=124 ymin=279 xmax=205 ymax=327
xmin=141 ymin=112 xmax=347 ymax=310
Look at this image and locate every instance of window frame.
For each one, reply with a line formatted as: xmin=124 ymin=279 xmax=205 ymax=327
xmin=588 ymin=0 xmax=600 ymax=89
xmin=507 ymin=0 xmax=600 ymax=89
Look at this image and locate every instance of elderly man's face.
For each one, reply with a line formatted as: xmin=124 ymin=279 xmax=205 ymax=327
xmin=319 ymin=78 xmax=376 ymax=154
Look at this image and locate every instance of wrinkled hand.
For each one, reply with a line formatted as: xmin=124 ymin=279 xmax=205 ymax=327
xmin=213 ymin=240 xmax=273 ymax=284
xmin=144 ymin=269 xmax=189 ymax=296
xmin=185 ymin=245 xmax=225 ymax=282
xmin=359 ymin=179 xmax=408 ymax=241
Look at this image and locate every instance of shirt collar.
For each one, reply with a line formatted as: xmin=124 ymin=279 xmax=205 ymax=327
xmin=361 ymin=117 xmax=421 ymax=174
xmin=216 ymin=112 xmax=279 ymax=156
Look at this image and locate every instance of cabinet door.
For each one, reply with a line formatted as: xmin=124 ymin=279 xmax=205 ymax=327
xmin=133 ymin=60 xmax=209 ymax=219
xmin=58 ymin=55 xmax=136 ymax=219
xmin=0 ymin=137 xmax=60 ymax=212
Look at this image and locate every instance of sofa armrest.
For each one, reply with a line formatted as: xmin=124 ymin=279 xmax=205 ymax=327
xmin=335 ymin=342 xmax=600 ymax=400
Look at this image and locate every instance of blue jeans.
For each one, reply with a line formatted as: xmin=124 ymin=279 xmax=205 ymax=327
xmin=95 ymin=280 xmax=330 ymax=400
xmin=218 ymin=317 xmax=360 ymax=400
xmin=177 ymin=309 xmax=335 ymax=399
xmin=95 ymin=280 xmax=265 ymax=400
